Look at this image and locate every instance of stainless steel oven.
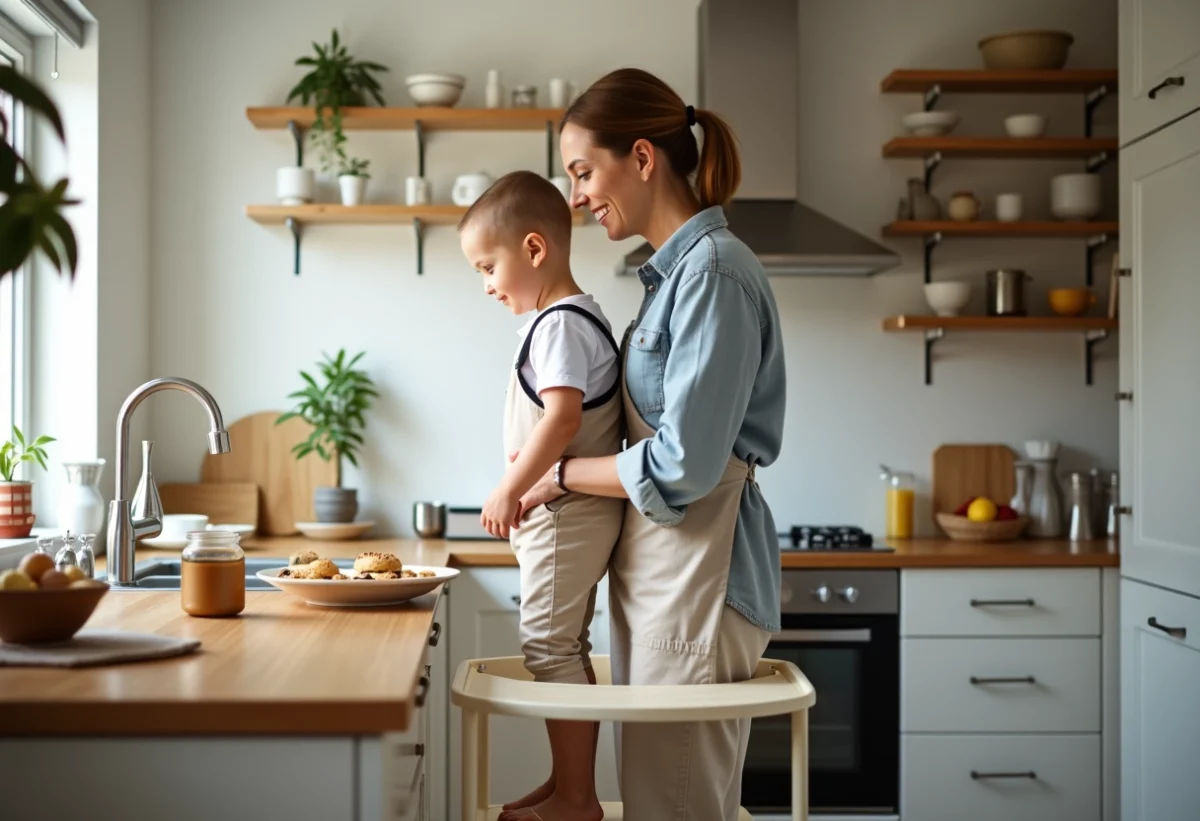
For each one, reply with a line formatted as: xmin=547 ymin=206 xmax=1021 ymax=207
xmin=742 ymin=569 xmax=899 ymax=819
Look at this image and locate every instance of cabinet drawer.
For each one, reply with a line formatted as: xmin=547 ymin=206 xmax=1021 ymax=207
xmin=902 ymin=569 xmax=1100 ymax=637
xmin=902 ymin=637 xmax=1100 ymax=732
xmin=902 ymin=734 xmax=1100 ymax=821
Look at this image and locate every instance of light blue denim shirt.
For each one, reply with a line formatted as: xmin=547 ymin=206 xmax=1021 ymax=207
xmin=615 ymin=206 xmax=785 ymax=633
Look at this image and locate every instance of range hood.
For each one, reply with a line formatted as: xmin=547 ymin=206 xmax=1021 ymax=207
xmin=619 ymin=0 xmax=900 ymax=277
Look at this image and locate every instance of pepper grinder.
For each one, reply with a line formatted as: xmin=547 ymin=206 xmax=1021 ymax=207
xmin=76 ymin=534 xmax=97 ymax=579
xmin=55 ymin=532 xmax=79 ymax=572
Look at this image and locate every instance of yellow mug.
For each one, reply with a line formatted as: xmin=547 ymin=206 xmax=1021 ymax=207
xmin=1048 ymin=288 xmax=1096 ymax=317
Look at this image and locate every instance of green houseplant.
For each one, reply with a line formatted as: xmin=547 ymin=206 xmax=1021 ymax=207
xmin=337 ymin=156 xmax=370 ymax=205
xmin=278 ymin=349 xmax=379 ymax=523
xmin=286 ymin=29 xmax=388 ymax=175
xmin=0 ymin=426 xmax=55 ymax=538
xmin=0 ymin=65 xmax=78 ymax=280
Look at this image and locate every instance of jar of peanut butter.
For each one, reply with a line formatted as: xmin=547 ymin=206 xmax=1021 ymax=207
xmin=181 ymin=530 xmax=245 ymax=617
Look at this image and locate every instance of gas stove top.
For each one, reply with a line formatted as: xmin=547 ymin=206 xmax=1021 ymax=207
xmin=779 ymin=525 xmax=895 ymax=553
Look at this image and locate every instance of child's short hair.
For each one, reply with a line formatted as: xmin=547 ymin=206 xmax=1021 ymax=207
xmin=457 ymin=170 xmax=572 ymax=248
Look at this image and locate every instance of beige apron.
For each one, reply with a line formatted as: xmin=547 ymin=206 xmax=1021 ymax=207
xmin=504 ymin=304 xmax=625 ymax=685
xmin=610 ymin=324 xmax=770 ymax=820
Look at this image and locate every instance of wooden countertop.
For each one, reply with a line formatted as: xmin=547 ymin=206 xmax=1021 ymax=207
xmin=780 ymin=537 xmax=1119 ymax=568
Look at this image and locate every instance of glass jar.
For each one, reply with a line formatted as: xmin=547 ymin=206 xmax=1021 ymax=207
xmin=885 ymin=471 xmax=916 ymax=540
xmin=181 ymin=530 xmax=245 ymax=617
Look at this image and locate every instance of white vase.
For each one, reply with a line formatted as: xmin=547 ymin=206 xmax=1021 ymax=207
xmin=339 ymin=175 xmax=368 ymax=206
xmin=57 ymin=459 xmax=107 ymax=546
xmin=276 ymin=167 xmax=315 ymax=205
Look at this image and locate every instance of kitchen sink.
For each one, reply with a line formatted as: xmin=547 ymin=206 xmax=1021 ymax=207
xmin=105 ymin=557 xmax=340 ymax=591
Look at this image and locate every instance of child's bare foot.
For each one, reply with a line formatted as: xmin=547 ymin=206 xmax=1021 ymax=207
xmin=522 ymin=791 xmax=604 ymax=821
xmin=498 ymin=776 xmax=555 ymax=821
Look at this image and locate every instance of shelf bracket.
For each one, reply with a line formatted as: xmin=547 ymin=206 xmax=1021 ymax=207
xmin=287 ymin=120 xmax=304 ymax=167
xmin=1084 ymin=86 xmax=1108 ymax=138
xmin=286 ymin=217 xmax=302 ymax=275
xmin=413 ymin=217 xmax=425 ymax=275
xmin=1086 ymin=151 xmax=1110 ymax=173
xmin=1084 ymin=329 xmax=1109 ymax=385
xmin=415 ymin=120 xmax=426 ymax=178
xmin=924 ymin=328 xmax=945 ymax=386
xmin=924 ymin=231 xmax=942 ymax=284
xmin=923 ymin=84 xmax=942 ymax=112
xmin=1085 ymin=233 xmax=1111 ymax=286
xmin=924 ymin=151 xmax=942 ymax=192
xmin=546 ymin=120 xmax=555 ymax=179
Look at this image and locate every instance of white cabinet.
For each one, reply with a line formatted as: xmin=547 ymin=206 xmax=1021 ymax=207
xmin=1119 ymin=0 xmax=1200 ymax=144
xmin=1120 ymin=577 xmax=1200 ymax=821
xmin=446 ymin=568 xmax=619 ymax=821
xmin=1118 ymin=107 xmax=1200 ymax=599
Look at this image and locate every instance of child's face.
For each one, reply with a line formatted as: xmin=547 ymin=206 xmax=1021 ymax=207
xmin=460 ymin=223 xmax=544 ymax=315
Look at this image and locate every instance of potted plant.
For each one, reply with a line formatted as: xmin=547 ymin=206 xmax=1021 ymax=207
xmin=286 ymin=29 xmax=388 ymax=180
xmin=338 ymin=157 xmax=370 ymax=206
xmin=278 ymin=349 xmax=379 ymax=523
xmin=0 ymin=426 xmax=55 ymax=538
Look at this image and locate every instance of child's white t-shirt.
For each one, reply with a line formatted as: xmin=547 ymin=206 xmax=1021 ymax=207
xmin=516 ymin=295 xmax=619 ymax=403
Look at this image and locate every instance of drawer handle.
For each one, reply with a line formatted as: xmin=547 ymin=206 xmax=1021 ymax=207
xmin=414 ymin=743 xmax=426 ymax=757
xmin=1148 ymin=617 xmax=1187 ymax=640
xmin=428 ymin=621 xmax=442 ymax=647
xmin=415 ymin=675 xmax=430 ymax=708
xmin=1148 ymin=76 xmax=1185 ymax=99
xmin=970 ymin=675 xmax=1036 ymax=685
xmin=970 ymin=598 xmax=1035 ymax=607
xmin=971 ymin=770 xmax=1037 ymax=780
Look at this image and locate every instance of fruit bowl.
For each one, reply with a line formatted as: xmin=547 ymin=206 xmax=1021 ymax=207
xmin=936 ymin=512 xmax=1028 ymax=542
xmin=0 ymin=582 xmax=109 ymax=644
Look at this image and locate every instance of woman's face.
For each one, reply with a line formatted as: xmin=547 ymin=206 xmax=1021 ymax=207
xmin=560 ymin=122 xmax=648 ymax=242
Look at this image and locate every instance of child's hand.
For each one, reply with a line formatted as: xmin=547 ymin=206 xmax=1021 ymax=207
xmin=481 ymin=485 xmax=521 ymax=539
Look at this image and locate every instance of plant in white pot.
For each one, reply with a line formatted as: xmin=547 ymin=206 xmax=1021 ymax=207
xmin=0 ymin=426 xmax=55 ymax=538
xmin=338 ymin=157 xmax=370 ymax=206
xmin=277 ymin=349 xmax=379 ymax=524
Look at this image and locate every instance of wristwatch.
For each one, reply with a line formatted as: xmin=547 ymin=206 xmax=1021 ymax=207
xmin=554 ymin=456 xmax=574 ymax=494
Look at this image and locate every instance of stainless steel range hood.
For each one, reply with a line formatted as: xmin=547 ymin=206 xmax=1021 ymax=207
xmin=619 ymin=0 xmax=900 ymax=277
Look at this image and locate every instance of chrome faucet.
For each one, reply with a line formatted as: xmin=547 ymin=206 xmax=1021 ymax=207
xmin=106 ymin=377 xmax=231 ymax=587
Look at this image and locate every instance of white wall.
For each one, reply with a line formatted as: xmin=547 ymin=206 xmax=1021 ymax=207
xmin=147 ymin=0 xmax=1119 ymax=538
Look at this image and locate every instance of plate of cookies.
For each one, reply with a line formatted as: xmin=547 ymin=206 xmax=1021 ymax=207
xmin=256 ymin=550 xmax=459 ymax=607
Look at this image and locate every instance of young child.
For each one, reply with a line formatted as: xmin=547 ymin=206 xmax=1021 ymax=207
xmin=458 ymin=170 xmax=624 ymax=821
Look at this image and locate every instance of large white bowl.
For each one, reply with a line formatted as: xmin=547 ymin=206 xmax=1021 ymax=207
xmin=924 ymin=281 xmax=972 ymax=317
xmin=1005 ymin=113 xmax=1047 ymax=138
xmin=406 ymin=73 xmax=466 ymax=107
xmin=901 ymin=111 xmax=960 ymax=137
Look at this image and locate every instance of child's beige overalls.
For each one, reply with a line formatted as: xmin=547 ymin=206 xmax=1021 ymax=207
xmin=504 ymin=304 xmax=625 ymax=685
xmin=609 ymin=323 xmax=771 ymax=820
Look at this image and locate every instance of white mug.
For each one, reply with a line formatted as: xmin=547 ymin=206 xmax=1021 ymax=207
xmin=405 ymin=176 xmax=431 ymax=206
xmin=452 ymin=172 xmax=494 ymax=206
xmin=549 ymin=175 xmax=572 ymax=201
xmin=159 ymin=513 xmax=208 ymax=543
xmin=549 ymin=78 xmax=575 ymax=108
xmin=995 ymin=193 xmax=1023 ymax=222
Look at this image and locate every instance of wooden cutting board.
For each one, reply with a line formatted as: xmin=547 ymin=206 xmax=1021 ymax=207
xmin=931 ymin=444 xmax=1016 ymax=529
xmin=159 ymin=483 xmax=259 ymax=529
xmin=199 ymin=412 xmax=338 ymax=536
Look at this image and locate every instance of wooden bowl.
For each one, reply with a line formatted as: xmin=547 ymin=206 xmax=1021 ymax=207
xmin=978 ymin=29 xmax=1073 ymax=70
xmin=936 ymin=512 xmax=1028 ymax=542
xmin=0 ymin=582 xmax=109 ymax=644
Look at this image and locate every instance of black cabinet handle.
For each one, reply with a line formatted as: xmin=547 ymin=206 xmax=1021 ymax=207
xmin=1148 ymin=76 xmax=1185 ymax=99
xmin=970 ymin=675 xmax=1036 ymax=685
xmin=428 ymin=621 xmax=442 ymax=647
xmin=970 ymin=598 xmax=1035 ymax=607
xmin=972 ymin=770 xmax=1037 ymax=780
xmin=415 ymin=675 xmax=430 ymax=707
xmin=1148 ymin=617 xmax=1187 ymax=640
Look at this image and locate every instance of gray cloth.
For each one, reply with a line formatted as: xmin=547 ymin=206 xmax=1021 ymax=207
xmin=0 ymin=629 xmax=200 ymax=667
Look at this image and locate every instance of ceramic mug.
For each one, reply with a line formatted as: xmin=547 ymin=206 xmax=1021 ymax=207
xmin=549 ymin=175 xmax=572 ymax=201
xmin=159 ymin=514 xmax=209 ymax=544
xmin=549 ymin=78 xmax=575 ymax=108
xmin=452 ymin=172 xmax=494 ymax=206
xmin=406 ymin=176 xmax=431 ymax=206
xmin=996 ymin=193 xmax=1023 ymax=222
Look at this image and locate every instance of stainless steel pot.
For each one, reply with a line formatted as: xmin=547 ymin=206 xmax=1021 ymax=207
xmin=986 ymin=269 xmax=1029 ymax=316
xmin=412 ymin=501 xmax=447 ymax=538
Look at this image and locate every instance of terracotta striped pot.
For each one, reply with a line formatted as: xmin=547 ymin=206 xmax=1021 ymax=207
xmin=0 ymin=481 xmax=36 ymax=538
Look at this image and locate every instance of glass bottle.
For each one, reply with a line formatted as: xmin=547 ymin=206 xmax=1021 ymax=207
xmin=882 ymin=467 xmax=915 ymax=539
xmin=1066 ymin=472 xmax=1094 ymax=541
xmin=76 ymin=534 xmax=96 ymax=579
xmin=181 ymin=530 xmax=245 ymax=618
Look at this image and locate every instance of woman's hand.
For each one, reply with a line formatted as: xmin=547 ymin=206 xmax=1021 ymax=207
xmin=507 ymin=449 xmax=565 ymax=525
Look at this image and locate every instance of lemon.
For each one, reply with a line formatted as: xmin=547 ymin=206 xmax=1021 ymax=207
xmin=967 ymin=497 xmax=998 ymax=523
xmin=0 ymin=569 xmax=36 ymax=591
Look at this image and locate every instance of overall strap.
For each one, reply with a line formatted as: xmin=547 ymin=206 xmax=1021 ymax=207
xmin=516 ymin=303 xmax=623 ymax=410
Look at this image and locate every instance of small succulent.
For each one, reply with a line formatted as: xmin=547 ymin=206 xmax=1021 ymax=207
xmin=0 ymin=426 xmax=55 ymax=482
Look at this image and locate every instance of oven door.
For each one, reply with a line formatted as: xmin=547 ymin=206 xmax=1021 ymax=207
xmin=742 ymin=613 xmax=899 ymax=815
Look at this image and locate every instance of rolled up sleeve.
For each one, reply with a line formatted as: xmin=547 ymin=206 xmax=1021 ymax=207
xmin=616 ymin=270 xmax=761 ymax=525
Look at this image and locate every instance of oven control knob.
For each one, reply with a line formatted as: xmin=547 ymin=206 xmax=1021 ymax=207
xmin=840 ymin=586 xmax=860 ymax=604
xmin=813 ymin=585 xmax=832 ymax=603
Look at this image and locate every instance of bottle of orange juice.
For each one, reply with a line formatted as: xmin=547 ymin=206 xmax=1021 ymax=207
xmin=881 ymin=466 xmax=915 ymax=539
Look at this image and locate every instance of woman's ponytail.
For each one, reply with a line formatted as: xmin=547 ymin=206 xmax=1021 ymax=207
xmin=693 ymin=108 xmax=742 ymax=208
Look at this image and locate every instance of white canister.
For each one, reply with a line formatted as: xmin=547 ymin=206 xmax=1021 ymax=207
xmin=452 ymin=172 xmax=494 ymax=206
xmin=549 ymin=78 xmax=575 ymax=108
xmin=995 ymin=193 xmax=1023 ymax=222
xmin=338 ymin=175 xmax=368 ymax=206
xmin=485 ymin=69 xmax=504 ymax=109
xmin=405 ymin=176 xmax=431 ymax=206
xmin=276 ymin=167 xmax=315 ymax=205
xmin=1051 ymin=173 xmax=1101 ymax=221
xmin=57 ymin=460 xmax=107 ymax=545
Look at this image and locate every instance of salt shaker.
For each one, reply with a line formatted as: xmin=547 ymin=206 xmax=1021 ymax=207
xmin=1066 ymin=473 xmax=1094 ymax=541
xmin=76 ymin=534 xmax=96 ymax=579
xmin=55 ymin=532 xmax=79 ymax=572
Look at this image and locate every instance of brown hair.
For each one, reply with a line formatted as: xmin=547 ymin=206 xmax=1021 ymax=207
xmin=561 ymin=68 xmax=741 ymax=208
xmin=457 ymin=170 xmax=573 ymax=248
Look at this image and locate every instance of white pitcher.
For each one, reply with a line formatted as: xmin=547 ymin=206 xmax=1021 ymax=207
xmin=57 ymin=459 xmax=107 ymax=545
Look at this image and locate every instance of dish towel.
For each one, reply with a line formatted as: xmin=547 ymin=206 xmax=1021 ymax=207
xmin=0 ymin=629 xmax=201 ymax=668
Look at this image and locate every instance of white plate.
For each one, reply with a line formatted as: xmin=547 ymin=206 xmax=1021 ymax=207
xmin=294 ymin=521 xmax=375 ymax=541
xmin=207 ymin=523 xmax=256 ymax=536
xmin=256 ymin=564 xmax=459 ymax=607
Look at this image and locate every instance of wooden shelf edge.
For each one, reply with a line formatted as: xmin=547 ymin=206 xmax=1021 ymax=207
xmin=246 ymin=204 xmax=586 ymax=227
xmin=883 ymin=315 xmax=1119 ymax=332
xmin=246 ymin=106 xmax=565 ymax=131
xmin=881 ymin=68 xmax=1118 ymax=94
xmin=883 ymin=220 xmax=1119 ymax=238
xmin=882 ymin=136 xmax=1119 ymax=158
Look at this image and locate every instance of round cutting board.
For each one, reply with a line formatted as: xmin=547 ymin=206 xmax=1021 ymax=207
xmin=200 ymin=411 xmax=338 ymax=536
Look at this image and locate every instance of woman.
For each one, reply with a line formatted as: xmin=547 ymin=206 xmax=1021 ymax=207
xmin=513 ymin=67 xmax=786 ymax=821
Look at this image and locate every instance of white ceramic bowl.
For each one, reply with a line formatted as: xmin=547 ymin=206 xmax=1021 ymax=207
xmin=924 ymin=281 xmax=972 ymax=317
xmin=1005 ymin=113 xmax=1047 ymax=138
xmin=1050 ymin=172 xmax=1101 ymax=221
xmin=901 ymin=111 xmax=960 ymax=137
xmin=405 ymin=73 xmax=466 ymax=107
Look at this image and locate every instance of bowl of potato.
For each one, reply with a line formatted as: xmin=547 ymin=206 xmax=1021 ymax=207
xmin=0 ymin=552 xmax=108 ymax=644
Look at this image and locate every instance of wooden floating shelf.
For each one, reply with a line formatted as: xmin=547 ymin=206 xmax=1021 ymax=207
xmin=881 ymin=69 xmax=1118 ymax=95
xmin=883 ymin=220 xmax=1119 ymax=238
xmin=882 ymin=137 xmax=1118 ymax=159
xmin=883 ymin=315 xmax=1118 ymax=332
xmin=246 ymin=106 xmax=565 ymax=132
xmin=246 ymin=204 xmax=586 ymax=227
